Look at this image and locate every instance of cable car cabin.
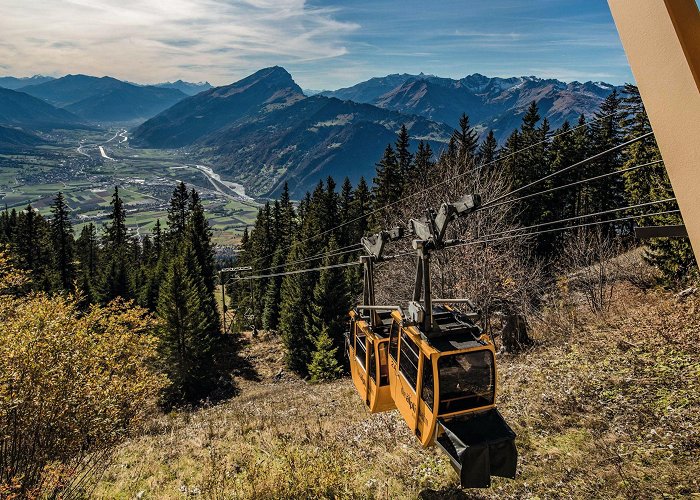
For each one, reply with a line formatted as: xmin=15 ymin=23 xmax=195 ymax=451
xmin=346 ymin=308 xmax=396 ymax=413
xmin=387 ymin=306 xmax=517 ymax=488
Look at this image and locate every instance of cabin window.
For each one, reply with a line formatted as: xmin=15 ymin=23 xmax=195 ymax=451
xmin=421 ymin=354 xmax=434 ymax=411
xmin=355 ymin=333 xmax=367 ymax=370
xmin=389 ymin=321 xmax=400 ymax=360
xmin=346 ymin=319 xmax=355 ymax=357
xmin=398 ymin=332 xmax=419 ymax=391
xmin=437 ymin=350 xmax=495 ymax=415
xmin=368 ymin=340 xmax=376 ymax=381
xmin=378 ymin=342 xmax=390 ymax=386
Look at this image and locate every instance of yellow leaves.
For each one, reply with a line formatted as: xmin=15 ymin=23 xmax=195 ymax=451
xmin=0 ymin=263 xmax=169 ymax=494
xmin=0 ymin=248 xmax=28 ymax=295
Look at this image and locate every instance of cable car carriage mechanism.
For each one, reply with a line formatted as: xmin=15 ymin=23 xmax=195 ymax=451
xmin=347 ymin=227 xmax=404 ymax=413
xmin=348 ymin=193 xmax=517 ymax=488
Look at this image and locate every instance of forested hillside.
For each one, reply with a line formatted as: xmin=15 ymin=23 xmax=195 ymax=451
xmin=231 ymin=85 xmax=694 ymax=378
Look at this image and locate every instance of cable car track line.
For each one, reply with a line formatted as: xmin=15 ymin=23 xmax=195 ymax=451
xmin=476 ymin=198 xmax=677 ymax=238
xmin=242 ymin=111 xmax=622 ymax=270
xmin=450 ymin=208 xmax=682 ymax=249
xmin=230 ymin=261 xmax=357 ymax=281
xmin=225 ymin=243 xmax=362 ymax=285
xmin=480 ymin=131 xmax=655 ymax=210
xmin=235 ymin=157 xmax=676 ymax=284
xmin=376 ymin=205 xmax=682 ymax=262
xmin=481 ymin=159 xmax=665 ymax=212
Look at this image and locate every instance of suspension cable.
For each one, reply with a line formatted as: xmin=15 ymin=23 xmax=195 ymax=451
xmin=247 ymin=142 xmax=659 ymax=277
xmin=233 ymin=243 xmax=361 ymax=279
xmin=241 ymin=111 xmax=622 ymax=269
xmin=453 ymin=208 xmax=681 ymax=249
xmin=480 ymin=131 xmax=655 ymax=209
xmin=228 ymin=207 xmax=681 ymax=282
xmin=482 ymin=159 xmax=664 ymax=212
xmin=479 ymin=198 xmax=677 ymax=239
xmin=230 ymin=261 xmax=358 ymax=282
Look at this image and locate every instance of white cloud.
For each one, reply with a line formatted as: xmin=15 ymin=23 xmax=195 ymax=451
xmin=0 ymin=0 xmax=358 ymax=84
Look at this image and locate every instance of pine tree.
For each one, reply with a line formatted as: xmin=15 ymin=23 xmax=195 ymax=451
xmin=187 ymin=189 xmax=216 ymax=294
xmin=100 ymin=253 xmax=131 ymax=302
xmin=279 ymin=240 xmax=315 ymax=374
xmin=502 ymin=101 xmax=557 ymax=257
xmin=76 ymin=223 xmax=99 ymax=303
xmin=105 ymin=186 xmax=127 ymax=248
xmin=262 ymin=246 xmax=285 ymax=330
xmin=278 ymin=182 xmax=296 ymax=248
xmin=549 ymin=121 xmax=577 ymax=221
xmin=477 ymin=130 xmax=498 ymax=167
xmin=395 ymin=124 xmax=413 ymax=182
xmin=620 ymin=84 xmax=697 ymax=284
xmin=0 ymin=207 xmax=9 ymax=244
xmin=412 ymin=141 xmax=434 ymax=188
xmin=588 ymin=90 xmax=624 ymax=217
xmin=350 ymin=177 xmax=371 ymax=243
xmin=571 ymin=114 xmax=591 ymax=216
xmin=153 ymin=219 xmax=163 ymax=258
xmin=372 ymin=144 xmax=401 ymax=218
xmin=167 ymin=182 xmax=189 ymax=243
xmin=309 ymin=238 xmax=350 ymax=373
xmin=100 ymin=186 xmax=132 ymax=302
xmin=453 ymin=113 xmax=479 ymax=165
xmin=157 ymin=251 xmax=218 ymax=403
xmin=298 ymin=192 xmax=311 ymax=224
xmin=308 ymin=325 xmax=343 ymax=382
xmin=247 ymin=203 xmax=275 ymax=327
xmin=321 ymin=177 xmax=339 ymax=235
xmin=49 ymin=192 xmax=75 ymax=291
xmin=14 ymin=205 xmax=51 ymax=289
xmin=338 ymin=177 xmax=354 ymax=247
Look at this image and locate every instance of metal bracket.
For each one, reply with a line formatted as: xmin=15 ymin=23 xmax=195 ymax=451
xmin=361 ymin=227 xmax=404 ymax=259
xmin=408 ymin=194 xmax=481 ymax=248
xmin=360 ymin=227 xmax=404 ymax=327
xmin=635 ymin=224 xmax=688 ymax=239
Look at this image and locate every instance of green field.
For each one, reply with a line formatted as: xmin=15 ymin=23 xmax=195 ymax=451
xmin=0 ymin=128 xmax=259 ymax=245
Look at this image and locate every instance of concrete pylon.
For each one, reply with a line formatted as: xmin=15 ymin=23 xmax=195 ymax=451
xmin=608 ymin=0 xmax=700 ymax=261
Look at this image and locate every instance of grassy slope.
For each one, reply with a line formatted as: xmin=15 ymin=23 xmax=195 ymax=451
xmin=95 ymin=285 xmax=700 ymax=499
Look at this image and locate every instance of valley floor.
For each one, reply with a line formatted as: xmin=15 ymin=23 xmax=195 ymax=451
xmin=0 ymin=128 xmax=258 ymax=245
xmin=95 ymin=285 xmax=699 ymax=499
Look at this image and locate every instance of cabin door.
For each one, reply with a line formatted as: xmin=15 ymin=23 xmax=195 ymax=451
xmin=416 ymin=353 xmax=436 ymax=445
xmin=395 ymin=330 xmax=421 ymax=432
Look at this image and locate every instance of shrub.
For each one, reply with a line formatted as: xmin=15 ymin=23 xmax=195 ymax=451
xmin=0 ymin=253 xmax=168 ymax=496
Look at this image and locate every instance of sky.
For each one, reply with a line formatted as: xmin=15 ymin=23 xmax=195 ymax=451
xmin=0 ymin=0 xmax=636 ymax=89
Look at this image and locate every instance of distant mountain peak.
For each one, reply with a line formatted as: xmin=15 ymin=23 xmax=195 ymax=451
xmin=0 ymin=74 xmax=56 ymax=90
xmin=210 ymin=66 xmax=303 ymax=101
xmin=321 ymin=70 xmax=621 ymax=141
xmin=132 ymin=66 xmax=305 ymax=149
xmin=155 ymin=80 xmax=212 ymax=96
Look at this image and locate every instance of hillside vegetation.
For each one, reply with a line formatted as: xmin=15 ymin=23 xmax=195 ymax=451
xmin=95 ymin=283 xmax=700 ymax=499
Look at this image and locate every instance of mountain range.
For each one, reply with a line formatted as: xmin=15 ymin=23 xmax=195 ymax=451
xmin=133 ymin=66 xmax=618 ymax=197
xmin=0 ymin=87 xmax=83 ymax=130
xmin=0 ymin=75 xmax=55 ymax=90
xmin=132 ymin=67 xmax=453 ymax=196
xmin=321 ymin=73 xmax=619 ymax=142
xmin=0 ymin=67 xmax=620 ymax=198
xmin=14 ymin=75 xmax=188 ymax=123
xmin=154 ymin=80 xmax=212 ymax=96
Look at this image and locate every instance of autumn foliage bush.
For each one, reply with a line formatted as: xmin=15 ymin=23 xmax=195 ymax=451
xmin=0 ymin=252 xmax=168 ymax=497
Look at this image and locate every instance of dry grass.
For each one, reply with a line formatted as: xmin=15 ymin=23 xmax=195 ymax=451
xmin=95 ymin=286 xmax=700 ymax=499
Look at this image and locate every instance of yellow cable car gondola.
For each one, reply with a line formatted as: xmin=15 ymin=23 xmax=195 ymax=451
xmin=349 ymin=194 xmax=517 ymax=488
xmin=347 ymin=307 xmax=394 ymax=412
xmin=346 ymin=228 xmax=403 ymax=413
